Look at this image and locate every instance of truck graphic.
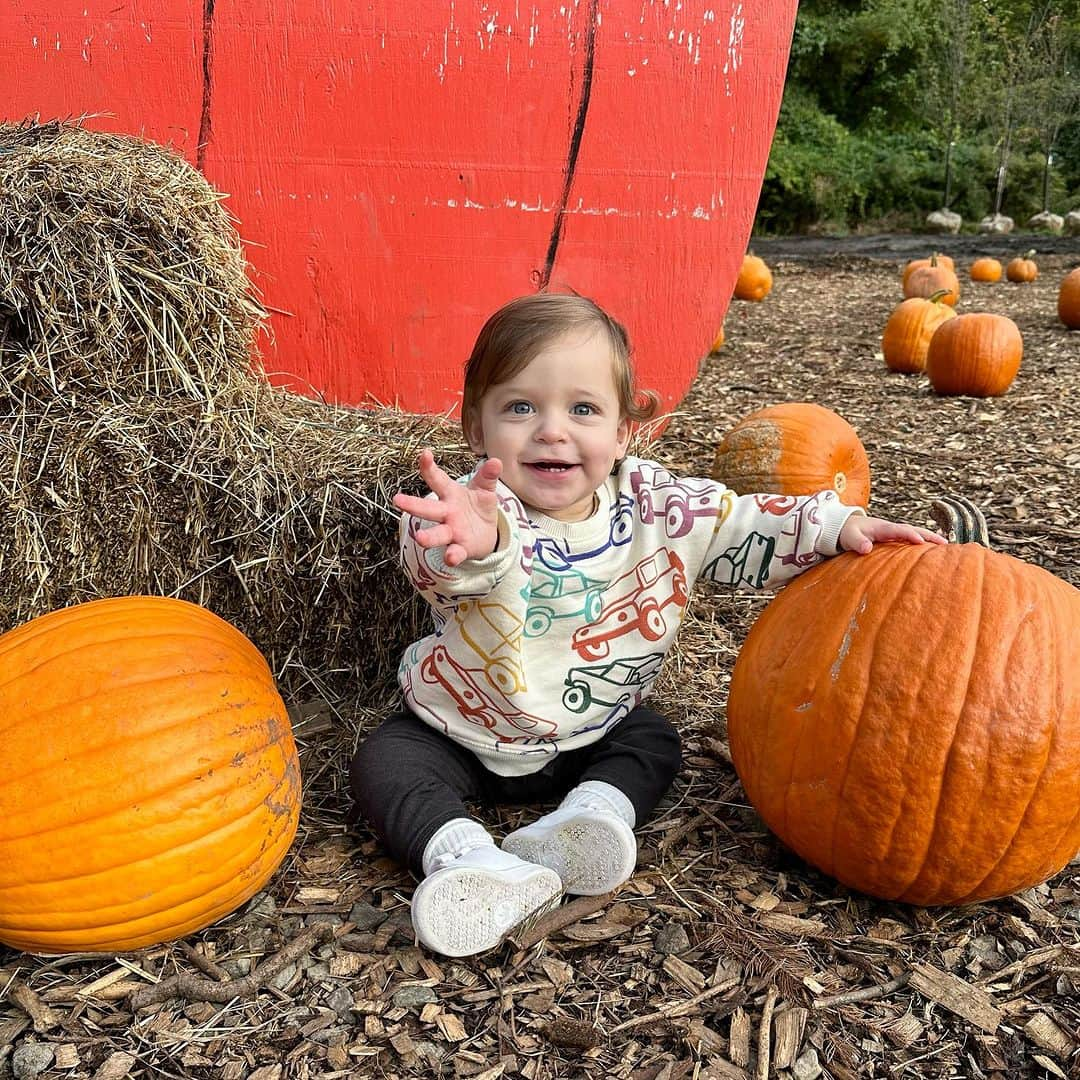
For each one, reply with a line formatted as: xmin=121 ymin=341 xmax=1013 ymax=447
xmin=562 ymin=653 xmax=664 ymax=714
xmin=571 ymin=550 xmax=687 ymax=660
xmin=630 ymin=463 xmax=721 ymax=538
xmin=525 ymin=567 xmax=605 ymax=638
xmin=702 ymin=532 xmax=775 ymax=588
xmin=534 ymin=494 xmax=635 ymax=572
xmin=454 ymin=600 xmax=526 ymax=694
xmin=419 ymin=644 xmax=556 ymax=742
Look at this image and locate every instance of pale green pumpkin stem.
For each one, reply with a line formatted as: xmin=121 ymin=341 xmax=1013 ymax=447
xmin=930 ymin=497 xmax=990 ymax=546
xmin=928 ymin=289 xmax=950 ymax=305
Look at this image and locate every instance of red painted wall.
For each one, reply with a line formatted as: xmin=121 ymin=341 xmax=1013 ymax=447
xmin=4 ymin=1 xmax=797 ymax=415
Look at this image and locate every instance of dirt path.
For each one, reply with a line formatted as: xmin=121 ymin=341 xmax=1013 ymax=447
xmin=751 ymin=231 xmax=1080 ymax=262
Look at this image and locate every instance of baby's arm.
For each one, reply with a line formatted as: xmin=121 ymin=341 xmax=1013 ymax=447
xmin=393 ymin=449 xmax=503 ymax=566
xmin=838 ymin=514 xmax=945 ymax=554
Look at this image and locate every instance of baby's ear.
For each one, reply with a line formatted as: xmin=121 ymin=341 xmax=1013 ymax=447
xmin=615 ymin=415 xmax=632 ymax=457
xmin=463 ymin=408 xmax=485 ymax=455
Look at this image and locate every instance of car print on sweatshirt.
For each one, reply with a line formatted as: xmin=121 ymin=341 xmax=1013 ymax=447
xmin=562 ymin=653 xmax=664 ymax=714
xmin=629 ymin=462 xmax=722 ymax=538
xmin=533 ymin=494 xmax=635 ymax=572
xmin=571 ymin=549 xmax=687 ymax=660
xmin=524 ymin=566 xmax=605 ymax=638
xmin=419 ymin=644 xmax=557 ymax=742
xmin=454 ymin=600 xmax=527 ymax=694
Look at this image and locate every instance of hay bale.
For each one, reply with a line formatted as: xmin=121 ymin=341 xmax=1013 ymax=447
xmin=1 ymin=120 xmax=472 ymax=708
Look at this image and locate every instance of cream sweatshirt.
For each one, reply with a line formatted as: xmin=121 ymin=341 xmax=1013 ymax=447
xmin=397 ymin=456 xmax=861 ymax=776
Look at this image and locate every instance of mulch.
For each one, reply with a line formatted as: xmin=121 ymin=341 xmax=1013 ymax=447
xmin=2 ymin=253 xmax=1079 ymax=1080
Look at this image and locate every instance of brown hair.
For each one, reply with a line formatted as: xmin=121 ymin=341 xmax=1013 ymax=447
xmin=461 ymin=293 xmax=659 ymax=443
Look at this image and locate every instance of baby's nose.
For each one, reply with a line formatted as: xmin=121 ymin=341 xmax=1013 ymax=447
xmin=535 ymin=414 xmax=568 ymax=441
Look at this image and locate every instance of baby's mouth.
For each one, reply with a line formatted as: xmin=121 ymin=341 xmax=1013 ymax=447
xmin=527 ymin=461 xmax=578 ymax=473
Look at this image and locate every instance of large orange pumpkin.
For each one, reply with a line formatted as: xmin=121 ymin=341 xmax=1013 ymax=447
xmin=881 ymin=293 xmax=957 ymax=373
xmin=902 ymin=254 xmax=955 ymax=289
xmin=0 ymin=597 xmax=301 ymax=953
xmin=925 ymin=313 xmax=1022 ymax=397
xmin=1058 ymin=267 xmax=1080 ymax=329
xmin=733 ymin=254 xmax=773 ymax=302
xmin=712 ymin=402 xmax=870 ymax=507
xmin=727 ymin=504 xmax=1080 ymax=906
xmin=969 ymin=257 xmax=1003 ymax=283
xmin=904 ymin=263 xmax=960 ymax=306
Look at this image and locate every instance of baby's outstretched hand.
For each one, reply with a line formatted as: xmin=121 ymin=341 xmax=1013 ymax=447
xmin=393 ymin=449 xmax=503 ymax=566
xmin=839 ymin=514 xmax=947 ymax=556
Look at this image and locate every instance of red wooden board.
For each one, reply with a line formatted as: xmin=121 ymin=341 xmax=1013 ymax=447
xmin=4 ymin=1 xmax=797 ymax=415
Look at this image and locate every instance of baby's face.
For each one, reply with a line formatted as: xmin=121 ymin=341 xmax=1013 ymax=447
xmin=466 ymin=330 xmax=630 ymax=521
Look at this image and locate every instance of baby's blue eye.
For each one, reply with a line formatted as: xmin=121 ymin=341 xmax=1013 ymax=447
xmin=509 ymin=401 xmax=534 ymax=415
xmin=572 ymin=403 xmax=596 ymax=416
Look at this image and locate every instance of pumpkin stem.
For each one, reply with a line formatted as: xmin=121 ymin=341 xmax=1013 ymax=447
xmin=928 ymin=289 xmax=950 ymax=304
xmin=930 ymin=496 xmax=990 ymax=546
xmin=1023 ymin=248 xmax=1037 ymax=259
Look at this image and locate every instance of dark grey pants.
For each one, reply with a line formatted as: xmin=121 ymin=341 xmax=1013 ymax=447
xmin=350 ymin=705 xmax=682 ymax=877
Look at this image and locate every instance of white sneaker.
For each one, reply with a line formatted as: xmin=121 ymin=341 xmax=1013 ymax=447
xmin=502 ymin=806 xmax=638 ymax=895
xmin=410 ymin=846 xmax=563 ymax=958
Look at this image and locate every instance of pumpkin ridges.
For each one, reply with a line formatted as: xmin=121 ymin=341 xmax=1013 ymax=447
xmin=889 ymin=549 xmax=1012 ymax=903
xmin=825 ymin=546 xmax=963 ymax=896
xmin=0 ymin=672 xmax=283 ymax=792
xmin=0 ymin=788 xmax=297 ymax=923
xmin=882 ymin=295 xmax=956 ymax=373
xmin=953 ymin=578 xmax=1080 ymax=903
xmin=713 ymin=403 xmax=871 ymax=507
xmin=899 ymin=566 xmax=1069 ymax=904
xmin=0 ymin=620 xmax=271 ymax=695
xmin=0 ymin=595 xmax=301 ymax=952
xmin=0 ymin=719 xmax=295 ymax=852
xmin=0 ymin=808 xmax=298 ymax=951
xmin=926 ymin=313 xmax=1023 ymax=397
xmin=728 ymin=542 xmax=1080 ymax=905
xmin=732 ymin=545 xmax=929 ymax=877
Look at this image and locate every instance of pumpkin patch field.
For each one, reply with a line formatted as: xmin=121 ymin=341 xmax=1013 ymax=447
xmin=2 ymin=249 xmax=1079 ymax=1077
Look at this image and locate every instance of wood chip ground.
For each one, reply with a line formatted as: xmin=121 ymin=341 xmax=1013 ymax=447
xmin=2 ymin=253 xmax=1079 ymax=1080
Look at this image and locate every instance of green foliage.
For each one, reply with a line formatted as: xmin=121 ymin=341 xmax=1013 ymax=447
xmin=756 ymin=0 xmax=1080 ymax=232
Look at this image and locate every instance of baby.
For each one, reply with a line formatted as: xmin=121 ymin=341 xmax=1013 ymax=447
xmin=351 ymin=292 xmax=944 ymax=957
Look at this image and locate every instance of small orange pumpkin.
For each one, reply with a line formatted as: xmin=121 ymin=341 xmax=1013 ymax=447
xmin=1006 ymin=251 xmax=1038 ymax=282
xmin=925 ymin=312 xmax=1022 ymax=397
xmin=0 ymin=596 xmax=301 ymax=954
xmin=1057 ymin=267 xmax=1080 ymax=330
xmin=733 ymin=254 xmax=773 ymax=302
xmin=969 ymin=257 xmax=1003 ymax=283
xmin=712 ymin=402 xmax=870 ymax=507
xmin=727 ymin=511 xmax=1080 ymax=906
xmin=881 ymin=293 xmax=957 ymax=373
xmin=902 ymin=253 xmax=955 ymax=289
xmin=709 ymin=324 xmax=725 ymax=353
xmin=904 ymin=263 xmax=960 ymax=306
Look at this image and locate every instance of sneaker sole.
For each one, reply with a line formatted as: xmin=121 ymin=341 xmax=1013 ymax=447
xmin=411 ymin=865 xmax=563 ymax=957
xmin=503 ymin=815 xmax=637 ymax=896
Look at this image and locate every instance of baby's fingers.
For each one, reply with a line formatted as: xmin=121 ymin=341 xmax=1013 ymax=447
xmin=916 ymin=526 xmax=948 ymax=545
xmin=393 ymin=491 xmax=448 ymax=521
xmin=442 ymin=542 xmax=469 ymax=567
xmin=411 ymin=523 xmax=455 ymax=550
xmin=468 ymin=456 xmax=503 ymax=493
xmin=417 ymin=448 xmax=458 ymax=499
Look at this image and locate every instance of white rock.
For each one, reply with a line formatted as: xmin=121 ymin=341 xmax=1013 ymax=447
xmin=1064 ymin=210 xmax=1080 ymax=236
xmin=978 ymin=213 xmax=1014 ymax=234
xmin=792 ymin=1048 xmax=824 ymax=1080
xmin=926 ymin=208 xmax=962 ymax=233
xmin=1027 ymin=210 xmax=1064 ymax=233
